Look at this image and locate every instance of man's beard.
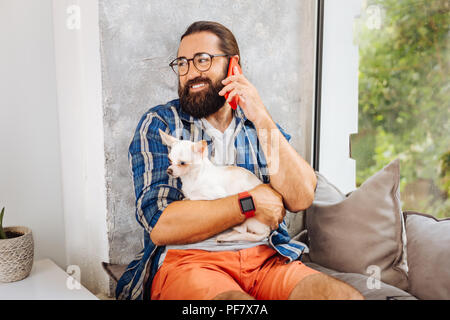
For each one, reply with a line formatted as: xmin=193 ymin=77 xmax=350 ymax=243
xmin=178 ymin=73 xmax=227 ymax=119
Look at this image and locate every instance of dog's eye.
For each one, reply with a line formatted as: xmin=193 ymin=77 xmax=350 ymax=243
xmin=180 ymin=161 xmax=186 ymax=165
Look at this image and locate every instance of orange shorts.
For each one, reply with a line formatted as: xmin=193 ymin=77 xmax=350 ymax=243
xmin=151 ymin=244 xmax=321 ymax=300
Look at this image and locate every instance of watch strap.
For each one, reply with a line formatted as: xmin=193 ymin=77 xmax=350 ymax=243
xmin=238 ymin=191 xmax=256 ymax=219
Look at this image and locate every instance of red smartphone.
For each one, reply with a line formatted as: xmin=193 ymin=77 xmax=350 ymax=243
xmin=224 ymin=57 xmax=242 ymax=110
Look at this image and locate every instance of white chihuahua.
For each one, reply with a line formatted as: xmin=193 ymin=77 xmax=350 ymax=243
xmin=159 ymin=129 xmax=271 ymax=242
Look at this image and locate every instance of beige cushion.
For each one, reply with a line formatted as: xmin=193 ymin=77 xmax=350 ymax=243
xmin=312 ymin=171 xmax=347 ymax=203
xmin=304 ymin=261 xmax=416 ymax=300
xmin=306 ymin=159 xmax=409 ymax=290
xmin=404 ymin=211 xmax=450 ymax=299
xmin=287 ymin=171 xmax=346 ymax=241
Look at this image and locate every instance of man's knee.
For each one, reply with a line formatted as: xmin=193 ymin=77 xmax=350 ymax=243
xmin=213 ymin=290 xmax=255 ymax=300
xmin=289 ymin=273 xmax=364 ymax=300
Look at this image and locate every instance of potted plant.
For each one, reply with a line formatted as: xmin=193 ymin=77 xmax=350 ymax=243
xmin=0 ymin=207 xmax=34 ymax=282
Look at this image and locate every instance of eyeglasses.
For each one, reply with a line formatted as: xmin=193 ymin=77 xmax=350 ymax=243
xmin=169 ymin=52 xmax=229 ymax=76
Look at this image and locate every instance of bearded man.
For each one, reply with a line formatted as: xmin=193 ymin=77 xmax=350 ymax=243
xmin=116 ymin=21 xmax=364 ymax=301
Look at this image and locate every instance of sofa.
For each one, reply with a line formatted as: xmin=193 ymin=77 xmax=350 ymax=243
xmin=103 ymin=158 xmax=450 ymax=300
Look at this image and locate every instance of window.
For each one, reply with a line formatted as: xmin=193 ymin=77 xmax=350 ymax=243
xmin=352 ymin=0 xmax=449 ymax=218
xmin=317 ymin=0 xmax=361 ymax=195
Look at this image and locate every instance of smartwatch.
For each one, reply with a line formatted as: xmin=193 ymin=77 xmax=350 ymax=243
xmin=238 ymin=191 xmax=256 ymax=219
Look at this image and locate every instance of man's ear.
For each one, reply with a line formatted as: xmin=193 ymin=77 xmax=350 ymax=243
xmin=191 ymin=140 xmax=208 ymax=158
xmin=159 ymin=129 xmax=178 ymax=147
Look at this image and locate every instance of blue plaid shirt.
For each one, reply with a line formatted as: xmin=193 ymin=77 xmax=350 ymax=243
xmin=116 ymin=99 xmax=307 ymax=300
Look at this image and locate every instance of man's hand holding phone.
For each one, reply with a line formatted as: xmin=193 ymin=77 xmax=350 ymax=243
xmin=223 ymin=57 xmax=242 ymax=110
xmin=219 ymin=56 xmax=273 ymax=128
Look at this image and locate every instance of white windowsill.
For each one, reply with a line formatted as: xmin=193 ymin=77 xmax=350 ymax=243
xmin=0 ymin=259 xmax=98 ymax=300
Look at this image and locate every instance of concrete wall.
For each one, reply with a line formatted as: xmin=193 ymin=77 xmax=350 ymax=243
xmin=0 ymin=0 xmax=66 ymax=268
xmin=99 ymin=0 xmax=317 ymax=289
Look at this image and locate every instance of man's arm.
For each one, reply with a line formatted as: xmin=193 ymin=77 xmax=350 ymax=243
xmin=151 ymin=183 xmax=285 ymax=245
xmin=151 ymin=195 xmax=242 ymax=245
xmin=220 ymin=69 xmax=317 ymax=212
xmin=254 ymin=117 xmax=317 ymax=212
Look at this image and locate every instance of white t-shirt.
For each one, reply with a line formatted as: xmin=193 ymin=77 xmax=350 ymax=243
xmin=157 ymin=117 xmax=269 ymax=269
xmin=200 ymin=117 xmax=236 ymax=166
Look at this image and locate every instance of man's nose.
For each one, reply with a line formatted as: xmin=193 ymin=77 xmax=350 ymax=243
xmin=167 ymin=167 xmax=173 ymax=175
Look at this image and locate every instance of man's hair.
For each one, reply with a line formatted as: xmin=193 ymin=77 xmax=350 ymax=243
xmin=181 ymin=21 xmax=241 ymax=66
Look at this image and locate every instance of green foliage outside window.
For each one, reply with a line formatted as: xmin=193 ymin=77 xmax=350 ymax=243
xmin=352 ymin=0 xmax=449 ymax=218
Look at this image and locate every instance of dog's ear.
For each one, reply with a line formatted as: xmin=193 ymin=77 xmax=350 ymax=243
xmin=192 ymin=140 xmax=208 ymax=158
xmin=159 ymin=129 xmax=178 ymax=147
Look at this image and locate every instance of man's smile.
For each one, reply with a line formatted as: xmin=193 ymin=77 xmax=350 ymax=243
xmin=190 ymin=82 xmax=208 ymax=92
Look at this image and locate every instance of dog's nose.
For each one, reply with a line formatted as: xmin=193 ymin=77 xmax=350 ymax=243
xmin=167 ymin=168 xmax=173 ymax=175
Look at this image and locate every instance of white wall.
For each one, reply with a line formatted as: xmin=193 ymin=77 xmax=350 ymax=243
xmin=52 ymin=0 xmax=109 ymax=295
xmin=0 ymin=0 xmax=109 ymax=296
xmin=319 ymin=0 xmax=362 ymax=194
xmin=0 ymin=0 xmax=66 ymax=268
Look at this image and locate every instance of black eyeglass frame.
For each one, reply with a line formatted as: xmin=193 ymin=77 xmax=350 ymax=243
xmin=169 ymin=52 xmax=230 ymax=76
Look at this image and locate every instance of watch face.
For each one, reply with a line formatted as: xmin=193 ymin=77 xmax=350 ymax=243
xmin=240 ymin=197 xmax=254 ymax=212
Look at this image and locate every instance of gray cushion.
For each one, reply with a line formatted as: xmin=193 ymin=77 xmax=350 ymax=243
xmin=288 ymin=171 xmax=347 ymax=244
xmin=286 ymin=211 xmax=306 ymax=241
xmin=311 ymin=171 xmax=347 ymax=203
xmin=303 ymin=260 xmax=416 ymax=300
xmin=306 ymin=159 xmax=409 ymax=290
xmin=404 ymin=211 xmax=450 ymax=299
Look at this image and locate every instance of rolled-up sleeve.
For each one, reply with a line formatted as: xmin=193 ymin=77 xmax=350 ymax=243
xmin=275 ymin=122 xmax=291 ymax=143
xmin=128 ymin=111 xmax=184 ymax=234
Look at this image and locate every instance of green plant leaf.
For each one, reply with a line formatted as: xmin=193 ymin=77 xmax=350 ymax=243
xmin=0 ymin=207 xmax=7 ymax=239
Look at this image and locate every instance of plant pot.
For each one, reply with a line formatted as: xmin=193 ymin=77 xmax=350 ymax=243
xmin=0 ymin=226 xmax=34 ymax=283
